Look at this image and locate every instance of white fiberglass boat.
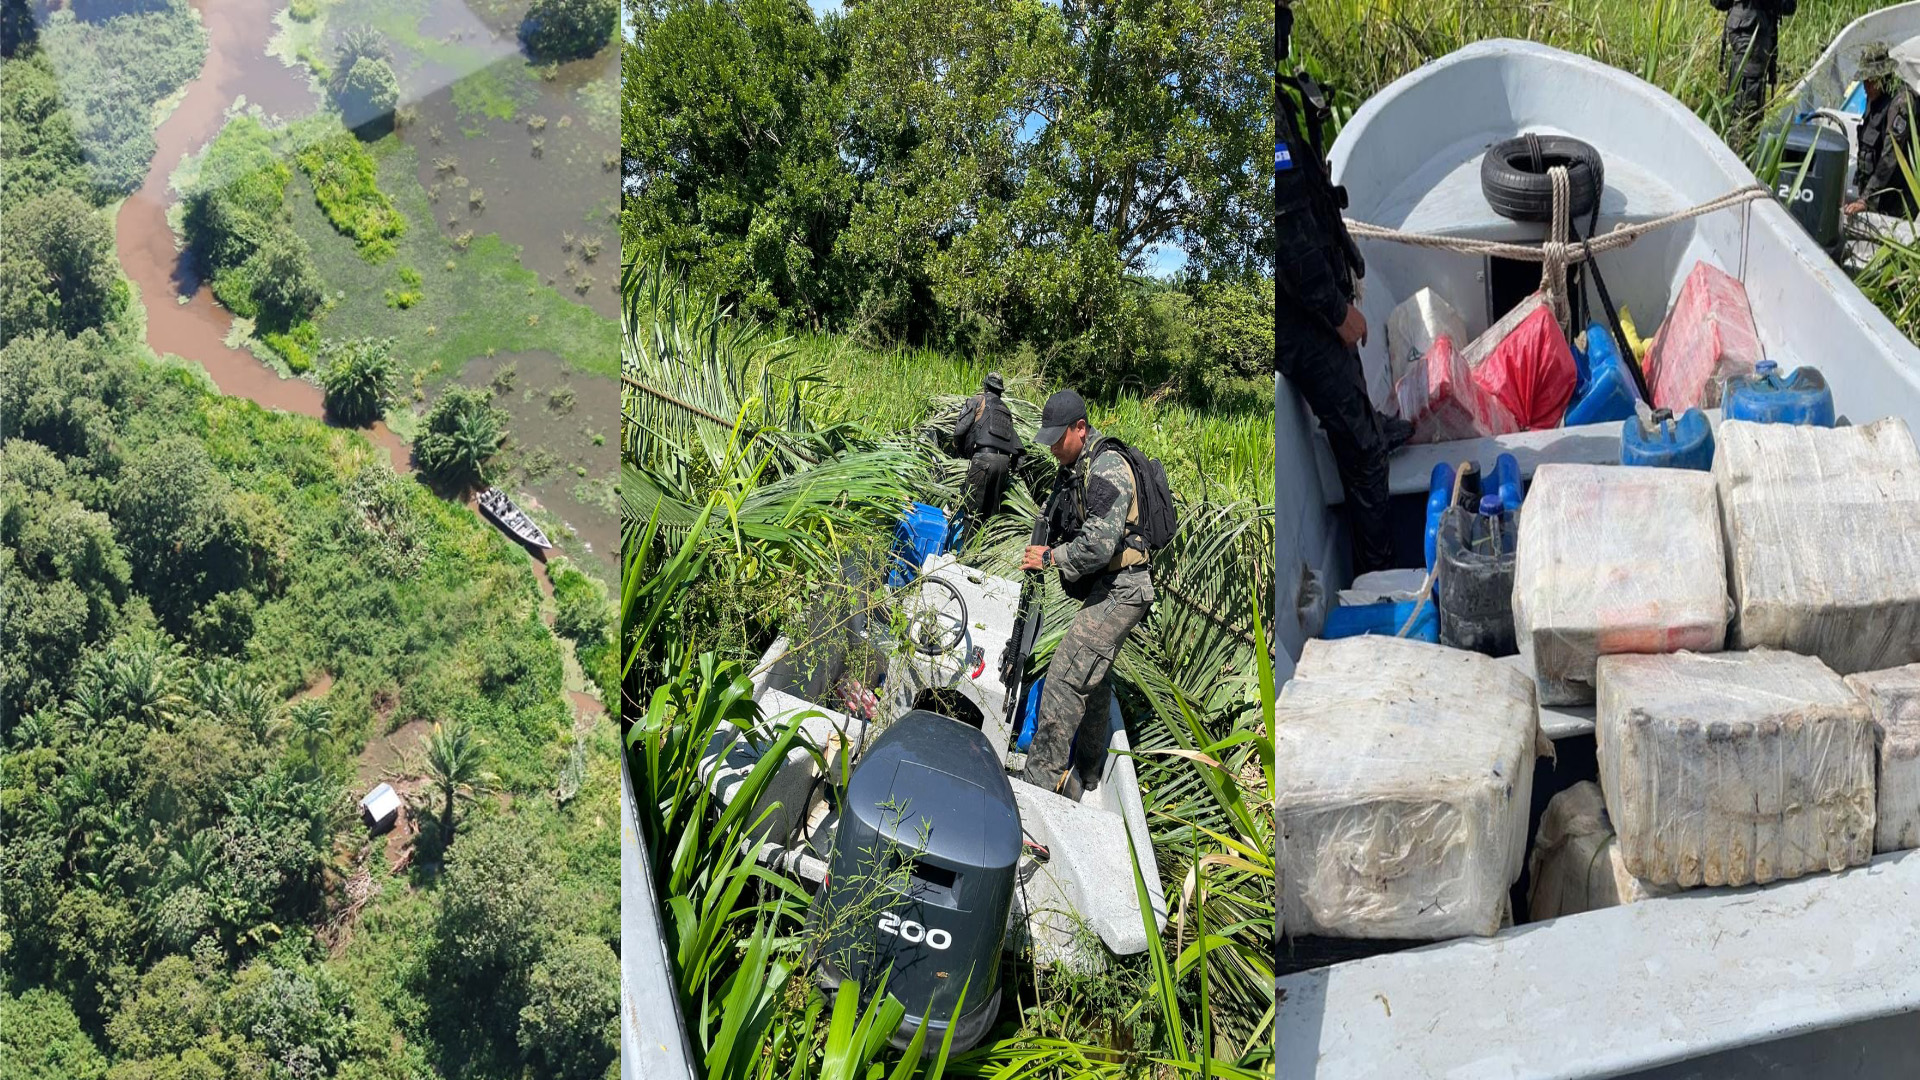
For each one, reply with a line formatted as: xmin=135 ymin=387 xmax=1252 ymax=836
xmin=1275 ymin=40 xmax=1920 ymax=1079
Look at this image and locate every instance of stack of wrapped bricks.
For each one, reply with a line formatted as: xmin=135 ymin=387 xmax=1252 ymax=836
xmin=1532 ymin=419 xmax=1920 ymax=913
xmin=1282 ymin=417 xmax=1920 ymax=936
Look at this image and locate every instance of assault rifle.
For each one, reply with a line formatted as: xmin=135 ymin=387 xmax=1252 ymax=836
xmin=999 ymin=505 xmax=1052 ymax=741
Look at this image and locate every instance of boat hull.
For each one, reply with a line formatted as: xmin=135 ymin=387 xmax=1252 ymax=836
xmin=1276 ymin=40 xmax=1920 ymax=1078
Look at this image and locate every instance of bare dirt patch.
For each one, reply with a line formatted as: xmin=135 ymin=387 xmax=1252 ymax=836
xmin=356 ymin=718 xmax=434 ymax=791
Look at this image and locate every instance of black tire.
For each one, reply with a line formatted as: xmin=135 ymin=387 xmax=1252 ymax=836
xmin=1480 ymin=134 xmax=1605 ymax=223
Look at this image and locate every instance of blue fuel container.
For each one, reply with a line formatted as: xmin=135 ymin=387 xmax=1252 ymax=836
xmin=1015 ymin=676 xmax=1044 ymax=751
xmin=887 ymin=501 xmax=952 ymax=586
xmin=1424 ymin=463 xmax=1455 ymax=572
xmin=1322 ymin=598 xmax=1441 ymax=644
xmin=1492 ymin=452 xmax=1522 ymax=514
xmin=1425 ymin=455 xmax=1522 ymax=571
xmin=1622 ymin=408 xmax=1715 ymax=470
xmin=1723 ymin=360 xmax=1835 ymax=427
xmin=1564 ymin=322 xmax=1641 ymax=426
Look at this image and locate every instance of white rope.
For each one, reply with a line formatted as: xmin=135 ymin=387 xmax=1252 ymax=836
xmin=1343 ymin=181 xmax=1774 ymax=320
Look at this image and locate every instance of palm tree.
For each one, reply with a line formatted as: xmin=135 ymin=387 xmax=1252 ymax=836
xmin=284 ymin=700 xmax=333 ymax=770
xmin=414 ymin=721 xmax=495 ymax=847
xmin=416 ymin=387 xmax=506 ymax=493
xmin=319 ymin=337 xmax=398 ymax=427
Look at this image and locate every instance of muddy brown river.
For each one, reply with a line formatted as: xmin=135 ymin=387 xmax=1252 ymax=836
xmin=114 ymin=0 xmax=412 ymax=470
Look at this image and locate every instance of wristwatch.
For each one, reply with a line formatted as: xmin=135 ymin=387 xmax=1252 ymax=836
xmin=1042 ymin=548 xmax=1053 ymax=568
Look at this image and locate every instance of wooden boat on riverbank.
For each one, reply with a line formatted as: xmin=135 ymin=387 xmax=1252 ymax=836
xmin=476 ymin=487 xmax=552 ymax=550
xmin=1275 ymin=39 xmax=1920 ymax=1079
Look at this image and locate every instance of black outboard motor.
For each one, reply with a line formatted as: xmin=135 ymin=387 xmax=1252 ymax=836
xmin=1768 ymin=122 xmax=1850 ymax=257
xmin=811 ymin=710 xmax=1017 ymax=1052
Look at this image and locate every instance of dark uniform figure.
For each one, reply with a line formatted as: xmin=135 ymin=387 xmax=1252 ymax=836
xmin=1712 ymin=0 xmax=1796 ymax=123
xmin=1276 ymin=0 xmax=1408 ymax=576
xmin=951 ymin=373 xmax=1022 ymax=537
xmin=1017 ymin=390 xmax=1154 ymax=802
xmin=1850 ymin=47 xmax=1918 ymax=219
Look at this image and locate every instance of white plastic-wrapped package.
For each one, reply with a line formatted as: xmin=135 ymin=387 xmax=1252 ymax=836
xmin=1512 ymin=464 xmax=1729 ymax=706
xmin=1526 ymin=782 xmax=1676 ymax=920
xmin=1844 ymin=664 xmax=1920 ymax=854
xmin=1596 ymin=650 xmax=1876 ymax=887
xmin=1714 ymin=419 xmax=1920 ymax=675
xmin=1277 ymin=636 xmax=1539 ymax=939
xmin=1388 ymin=287 xmax=1470 ymax=390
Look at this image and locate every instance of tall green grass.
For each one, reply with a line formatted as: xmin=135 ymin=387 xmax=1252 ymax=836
xmin=1296 ymin=0 xmax=1887 ymax=150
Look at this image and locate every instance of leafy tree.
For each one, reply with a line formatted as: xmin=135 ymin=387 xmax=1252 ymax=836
xmin=2 ymin=52 xmax=93 ymax=206
xmin=0 ymin=188 xmax=124 ymax=345
xmin=243 ymin=230 xmax=325 ymax=329
xmin=113 ymin=435 xmax=287 ymax=636
xmin=0 ymin=987 xmax=109 ymax=1080
xmin=1 ymin=440 xmax=131 ymax=722
xmin=522 ymin=0 xmax=616 ymax=61
xmin=336 ymin=55 xmax=400 ymax=129
xmin=1189 ymin=273 xmax=1275 ymax=381
xmin=226 ymin=961 xmax=354 ymax=1078
xmin=317 ymin=337 xmax=396 ymax=426
xmin=413 ymin=720 xmax=494 ymax=847
xmin=432 ymin=817 xmax=556 ymax=987
xmin=414 ymin=386 xmax=506 ymax=493
xmin=0 ymin=328 xmax=131 ymax=466
xmin=623 ymin=0 xmax=855 ymax=322
xmin=517 ymin=935 xmax=617 ymax=1080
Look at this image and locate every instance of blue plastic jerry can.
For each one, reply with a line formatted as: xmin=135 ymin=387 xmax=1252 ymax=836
xmin=1321 ymin=599 xmax=1440 ymax=643
xmin=1621 ymin=407 xmax=1715 ymax=470
xmin=1425 ymin=455 xmax=1522 ymax=571
xmin=1563 ymin=322 xmax=1642 ymax=426
xmin=887 ymin=502 xmax=952 ymax=586
xmin=1723 ymin=360 xmax=1836 ymax=427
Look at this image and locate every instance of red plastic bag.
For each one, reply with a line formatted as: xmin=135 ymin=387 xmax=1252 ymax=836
xmin=1472 ymin=304 xmax=1578 ymax=431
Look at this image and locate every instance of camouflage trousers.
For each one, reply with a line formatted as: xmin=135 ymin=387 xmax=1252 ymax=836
xmin=1020 ymin=569 xmax=1154 ymax=796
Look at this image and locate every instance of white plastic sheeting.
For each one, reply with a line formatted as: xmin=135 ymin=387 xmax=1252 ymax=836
xmin=1596 ymin=649 xmax=1876 ymax=887
xmin=1387 ymin=288 xmax=1469 ymax=391
xmin=1512 ymin=464 xmax=1730 ymax=706
xmin=1527 ymin=781 xmax=1676 ymax=920
xmin=1277 ymin=636 xmax=1539 ymax=939
xmin=1714 ymin=418 xmax=1920 ymax=675
xmin=1846 ymin=663 xmax=1920 ymax=854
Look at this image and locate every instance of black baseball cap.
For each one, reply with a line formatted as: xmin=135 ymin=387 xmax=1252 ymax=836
xmin=983 ymin=372 xmax=1005 ymax=393
xmin=1035 ymin=389 xmax=1088 ymax=446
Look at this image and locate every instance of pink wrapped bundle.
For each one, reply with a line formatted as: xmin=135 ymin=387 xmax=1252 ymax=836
xmin=1645 ymin=261 xmax=1763 ymax=412
xmin=1393 ymin=335 xmax=1520 ymax=444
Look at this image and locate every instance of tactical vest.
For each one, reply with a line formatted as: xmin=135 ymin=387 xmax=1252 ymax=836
xmin=965 ymin=392 xmax=1021 ymax=455
xmin=1048 ymin=438 xmax=1150 ymax=581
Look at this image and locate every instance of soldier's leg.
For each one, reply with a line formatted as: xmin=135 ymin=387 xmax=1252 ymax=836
xmin=1278 ymin=309 xmax=1393 ymax=574
xmin=1066 ymin=572 xmax=1153 ymax=791
xmin=1020 ymin=576 xmax=1148 ymax=795
xmin=980 ymin=451 xmax=1011 ymax=518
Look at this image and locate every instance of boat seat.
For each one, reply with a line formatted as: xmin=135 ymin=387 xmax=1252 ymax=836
xmin=1313 ymin=410 xmax=1728 ymax=503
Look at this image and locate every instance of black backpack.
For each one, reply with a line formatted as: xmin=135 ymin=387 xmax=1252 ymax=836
xmin=1095 ymin=437 xmax=1178 ymax=554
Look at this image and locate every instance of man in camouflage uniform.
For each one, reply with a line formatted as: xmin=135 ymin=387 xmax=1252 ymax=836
xmin=1017 ymin=390 xmax=1153 ymax=802
xmin=1277 ymin=0 xmax=1409 ymax=576
xmin=950 ymin=372 xmax=1021 ymax=539
xmin=1848 ymin=46 xmax=1918 ymax=219
xmin=1712 ymin=0 xmax=1797 ymax=124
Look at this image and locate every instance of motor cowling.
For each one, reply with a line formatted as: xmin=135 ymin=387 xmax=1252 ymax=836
xmin=811 ymin=710 xmax=1017 ymax=1053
